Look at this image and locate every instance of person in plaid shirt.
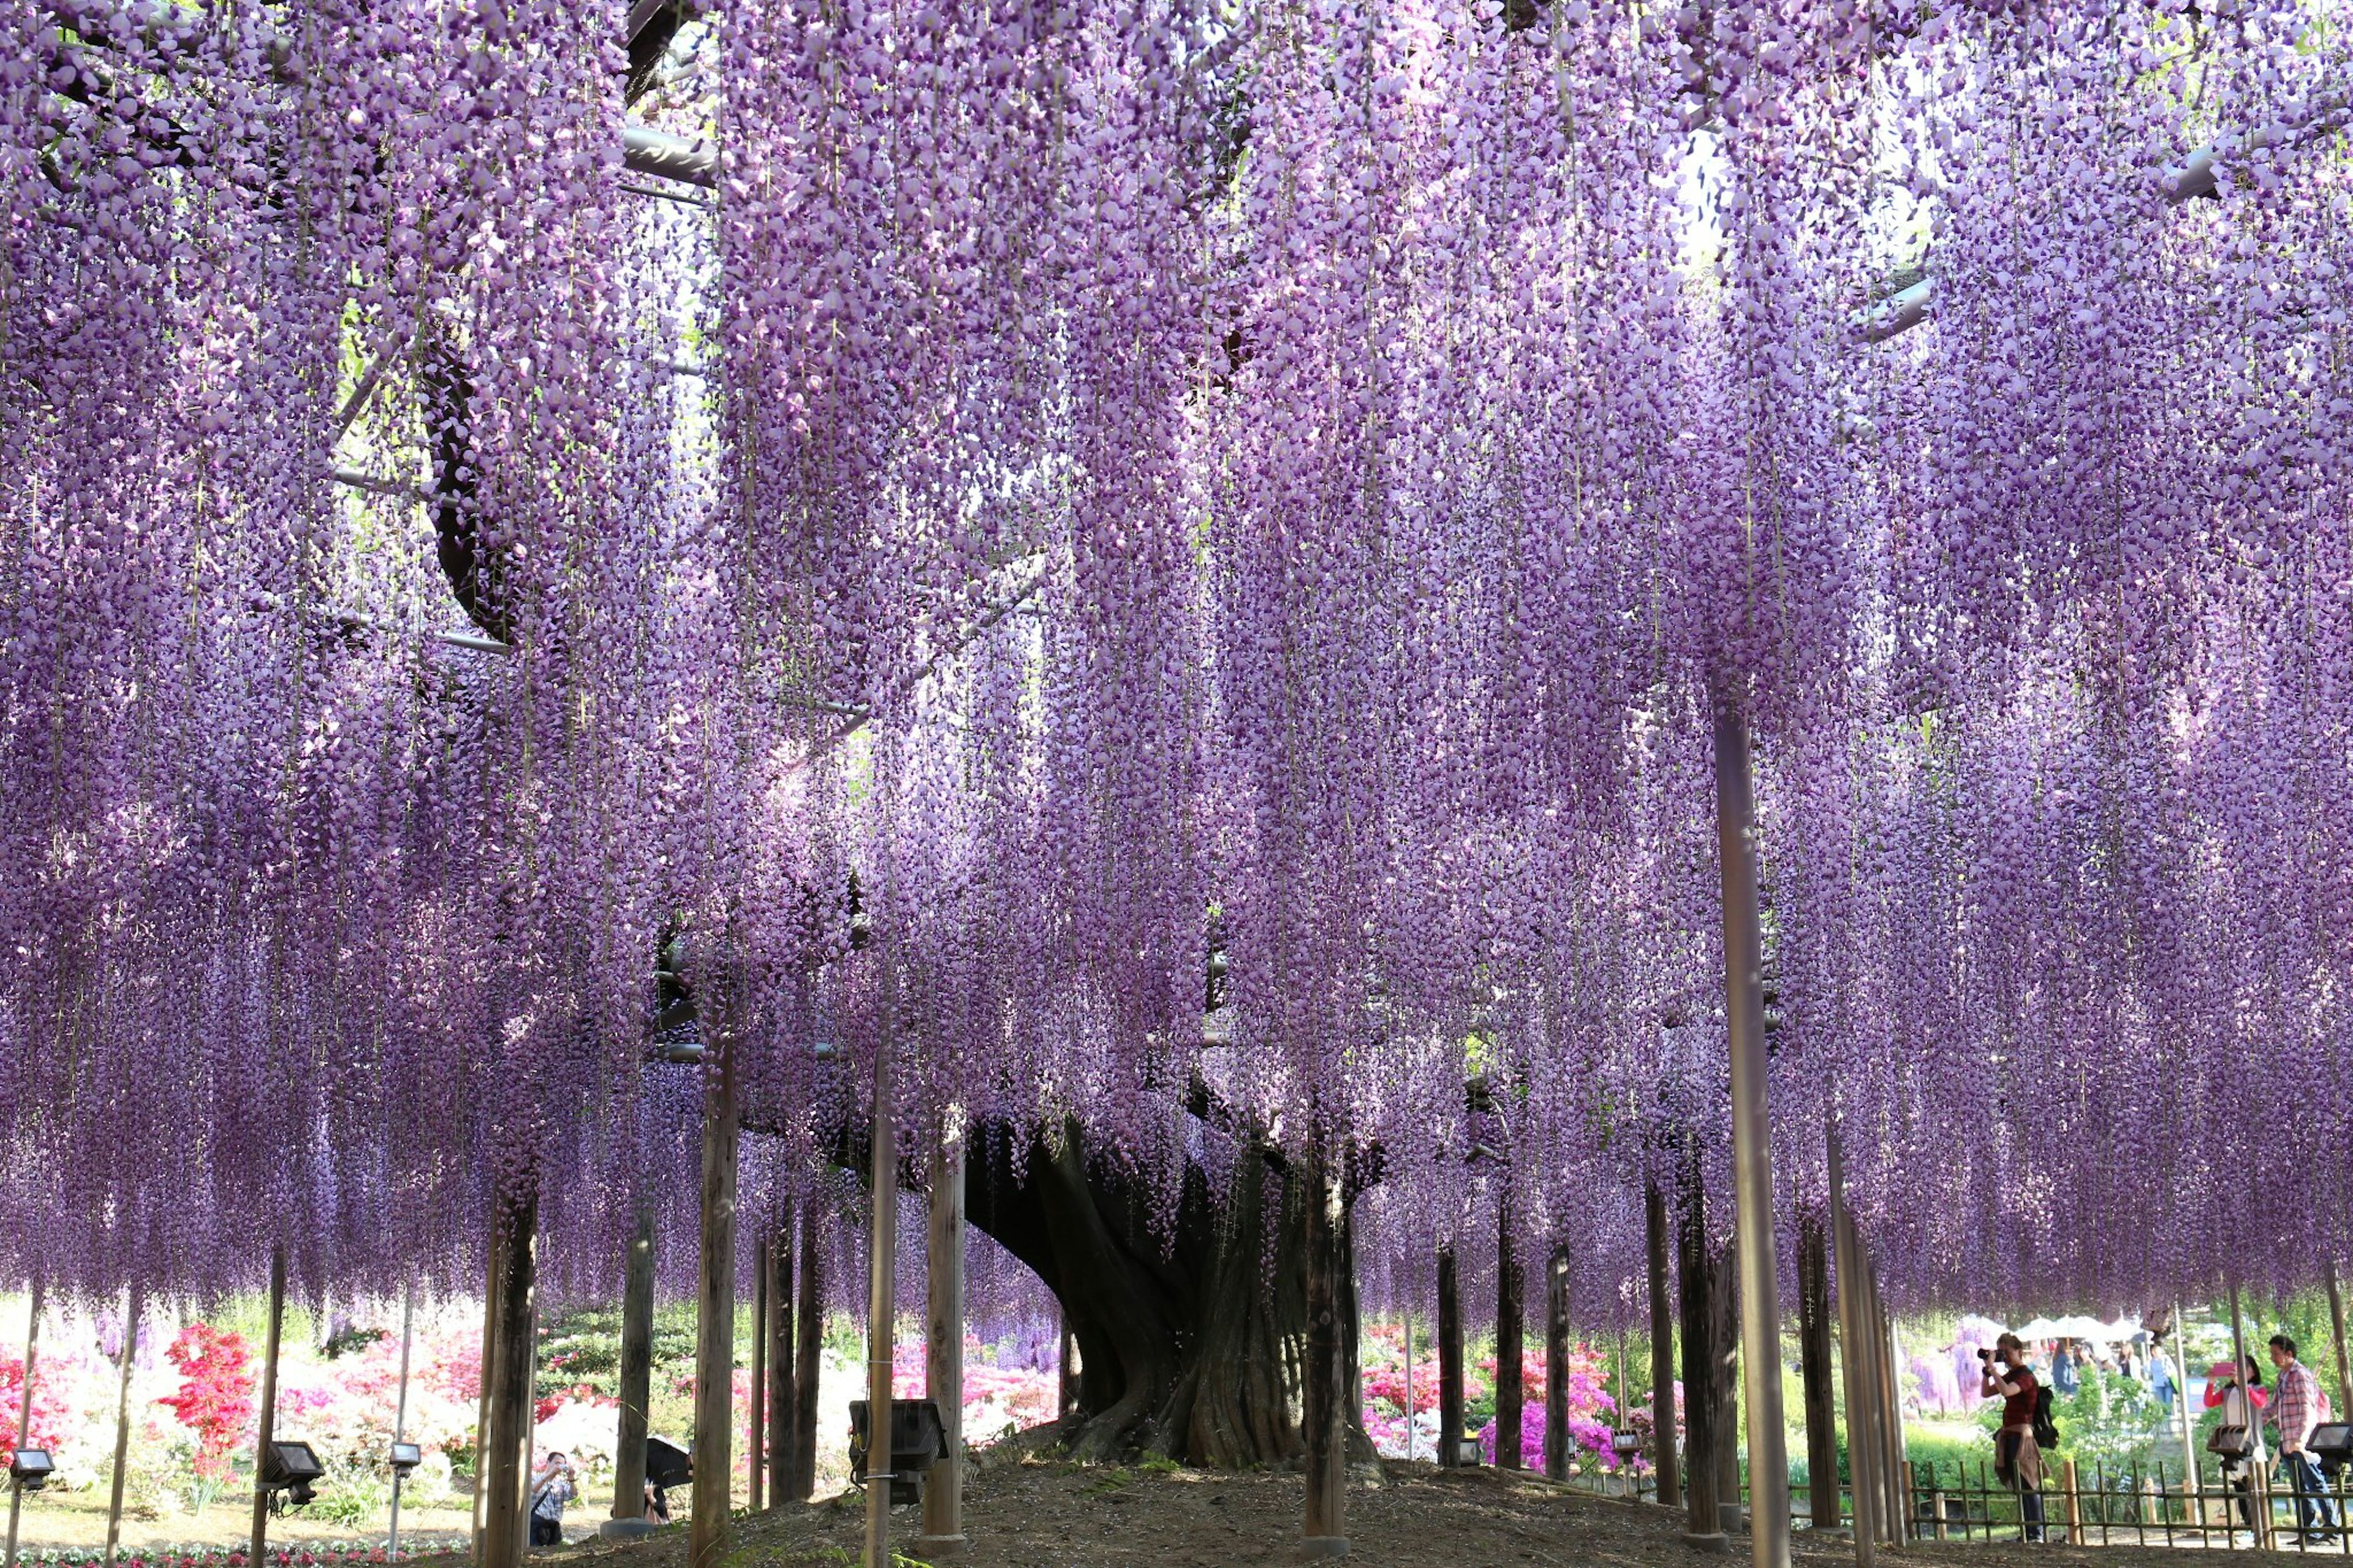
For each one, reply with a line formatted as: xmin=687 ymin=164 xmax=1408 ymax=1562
xmin=2268 ymin=1335 xmax=2340 ymax=1543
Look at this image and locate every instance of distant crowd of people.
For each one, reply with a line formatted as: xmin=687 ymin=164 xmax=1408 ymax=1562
xmin=1977 ymin=1330 xmax=2340 ymax=1546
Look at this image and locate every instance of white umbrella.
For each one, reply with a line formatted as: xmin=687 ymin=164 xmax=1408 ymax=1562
xmin=2012 ymin=1317 xmax=2063 ymax=1339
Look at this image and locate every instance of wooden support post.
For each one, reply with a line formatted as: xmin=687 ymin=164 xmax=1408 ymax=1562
xmin=2061 ymin=1458 xmax=2082 ymax=1544
xmin=249 ymin=1244 xmax=288 ymax=1568
xmin=689 ymin=990 xmax=743 ymax=1568
xmin=5 ymin=1275 xmax=44 ymax=1568
xmin=1646 ymin=1184 xmax=1681 ymax=1509
xmin=1827 ymin=1137 xmax=1877 ymax=1568
xmin=1495 ymin=1193 xmax=1525 ymax=1471
xmin=1544 ymin=1245 xmax=1571 ymax=1482
xmin=1436 ymin=1248 xmax=1464 ymax=1468
xmin=767 ymin=1225 xmax=794 ymax=1512
xmin=612 ymin=1202 xmax=656 ymax=1523
xmin=389 ymin=1285 xmax=415 ymax=1555
xmin=2328 ymin=1263 xmax=2352 ymax=1418
xmin=1403 ymin=1313 xmax=1416 ymax=1463
xmin=1301 ymin=1151 xmax=1349 ymax=1558
xmin=1872 ymin=1275 xmax=1906 ymax=1542
xmin=1713 ymin=694 xmax=1792 ymax=1568
xmin=919 ymin=1132 xmax=967 ymax=1555
xmin=481 ymin=1184 xmax=539 ymax=1568
xmin=749 ymin=1239 xmax=768 ymax=1513
xmin=474 ymin=1226 xmax=500 ymax=1562
xmin=790 ymin=1201 xmax=822 ymax=1502
xmin=1677 ymin=1184 xmax=1726 ymax=1548
xmin=1797 ymin=1211 xmax=1839 ymax=1531
xmin=103 ymin=1287 xmax=139 ymax=1566
xmin=862 ymin=964 xmax=900 ymax=1568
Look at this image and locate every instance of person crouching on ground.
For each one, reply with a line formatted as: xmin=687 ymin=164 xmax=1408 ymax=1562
xmin=1981 ymin=1333 xmax=2046 ymax=1543
xmin=529 ymin=1451 xmax=577 ymax=1548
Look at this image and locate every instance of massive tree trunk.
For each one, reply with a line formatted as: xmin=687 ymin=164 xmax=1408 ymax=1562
xmin=960 ymin=1117 xmax=1368 ymax=1468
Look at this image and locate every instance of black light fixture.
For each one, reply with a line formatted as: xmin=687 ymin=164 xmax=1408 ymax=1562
xmin=261 ymin=1440 xmax=327 ymax=1510
xmin=848 ymin=1399 xmax=947 ymax=1507
xmin=8 ymin=1449 xmax=55 ymax=1491
xmin=387 ymin=1441 xmax=423 ymax=1474
xmin=2311 ymin=1423 xmax=2352 ymax=1471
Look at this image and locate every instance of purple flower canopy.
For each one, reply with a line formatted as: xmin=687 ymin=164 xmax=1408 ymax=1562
xmin=2 ymin=0 xmax=2347 ymax=1325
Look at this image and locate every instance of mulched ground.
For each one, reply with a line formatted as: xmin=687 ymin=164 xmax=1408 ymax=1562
xmin=514 ymin=1452 xmax=2330 ymax=1568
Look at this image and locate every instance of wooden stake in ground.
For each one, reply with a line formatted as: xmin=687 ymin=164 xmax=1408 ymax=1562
xmin=689 ymin=968 xmax=743 ymax=1568
xmin=1495 ymin=1193 xmax=1525 ymax=1472
xmin=1300 ymin=1149 xmax=1349 ymax=1558
xmin=1796 ymin=1211 xmax=1838 ymax=1530
xmin=612 ymin=1201 xmax=657 ymax=1523
xmin=790 ymin=1201 xmax=822 ymax=1502
xmin=919 ymin=1129 xmax=967 ymax=1553
xmin=768 ymin=1224 xmax=794 ymax=1512
xmin=1645 ymin=1184 xmax=1681 ymax=1510
xmin=862 ymin=963 xmax=901 ymax=1568
xmin=1436 ymin=1248 xmax=1464 ymax=1468
xmin=103 ymin=1286 xmax=140 ymax=1566
xmin=5 ymin=1275 xmax=45 ymax=1568
xmin=249 ymin=1243 xmax=288 ymax=1568
xmin=1544 ymin=1244 xmax=1571 ymax=1482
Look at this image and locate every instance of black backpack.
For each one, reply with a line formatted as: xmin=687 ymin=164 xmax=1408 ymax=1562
xmin=2032 ymin=1384 xmax=2060 ymax=1449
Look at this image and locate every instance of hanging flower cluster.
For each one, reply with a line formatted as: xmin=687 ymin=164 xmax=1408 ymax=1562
xmin=4 ymin=0 xmax=2350 ymax=1333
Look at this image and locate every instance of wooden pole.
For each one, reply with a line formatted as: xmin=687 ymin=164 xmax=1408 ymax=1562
xmin=919 ymin=1131 xmax=967 ymax=1554
xmin=1827 ymin=1137 xmax=1877 ymax=1567
xmin=1301 ymin=1150 xmax=1349 ymax=1557
xmin=1677 ymin=1180 xmax=1726 ymax=1547
xmin=1495 ymin=1192 xmax=1525 ymax=1471
xmin=472 ymin=1227 xmax=500 ymax=1562
xmin=103 ymin=1287 xmax=139 ymax=1566
xmin=1874 ymin=1281 xmax=1908 ymax=1542
xmin=790 ymin=1201 xmax=822 ymax=1502
xmin=862 ymin=966 xmax=900 ymax=1568
xmin=2327 ymin=1263 xmax=2351 ymax=1417
xmin=688 ymin=981 xmax=743 ymax=1568
xmin=1403 ymin=1312 xmax=1415 ymax=1464
xmin=6 ymin=1275 xmax=45 ymax=1568
xmin=1544 ymin=1244 xmax=1571 ymax=1482
xmin=1436 ymin=1248 xmax=1464 ymax=1468
xmin=749 ymin=1240 xmax=768 ymax=1513
xmin=1646 ymin=1183 xmax=1681 ymax=1509
xmin=1713 ymin=694 xmax=1792 ymax=1568
xmin=767 ymin=1224 xmax=794 ymax=1512
xmin=249 ymin=1244 xmax=288 ymax=1568
xmin=389 ymin=1285 xmax=414 ymax=1555
xmin=481 ymin=1184 xmax=539 ymax=1568
xmin=612 ymin=1202 xmax=656 ymax=1521
xmin=1797 ymin=1211 xmax=1839 ymax=1530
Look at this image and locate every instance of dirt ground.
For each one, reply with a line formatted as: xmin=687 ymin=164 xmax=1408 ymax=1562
xmin=498 ymin=1453 xmax=2335 ymax=1568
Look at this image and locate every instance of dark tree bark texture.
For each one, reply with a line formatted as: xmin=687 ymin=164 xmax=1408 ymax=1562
xmin=1797 ymin=1210 xmax=1840 ymax=1530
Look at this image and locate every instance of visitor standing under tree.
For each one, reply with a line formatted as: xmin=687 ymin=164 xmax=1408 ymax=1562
xmin=2268 ymin=1335 xmax=2340 ymax=1544
xmin=529 ymin=1451 xmax=577 ymax=1548
xmin=1982 ymin=1333 xmax=2047 ymax=1543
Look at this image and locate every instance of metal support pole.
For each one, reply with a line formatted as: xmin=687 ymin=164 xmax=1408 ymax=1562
xmin=1713 ymin=694 xmax=1792 ymax=1568
xmin=389 ymin=1286 xmax=414 ymax=1555
xmin=6 ymin=1276 xmax=44 ymax=1568
xmin=1828 ymin=1138 xmax=1877 ymax=1568
xmin=103 ymin=1287 xmax=139 ymax=1566
xmin=919 ymin=1131 xmax=967 ymax=1555
xmin=862 ymin=972 xmax=900 ymax=1568
xmin=612 ymin=1203 xmax=656 ymax=1523
xmin=688 ymin=985 xmax=743 ymax=1568
xmin=1646 ymin=1184 xmax=1682 ymax=1509
xmin=250 ymin=1245 xmax=288 ymax=1568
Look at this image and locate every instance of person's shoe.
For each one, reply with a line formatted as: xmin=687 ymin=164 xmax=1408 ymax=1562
xmin=2302 ymin=1532 xmax=2338 ymax=1546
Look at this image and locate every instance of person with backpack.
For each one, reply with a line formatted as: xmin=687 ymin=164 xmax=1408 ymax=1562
xmin=528 ymin=1450 xmax=577 ymax=1548
xmin=2268 ymin=1335 xmax=2340 ymax=1543
xmin=1981 ymin=1333 xmax=2047 ymax=1542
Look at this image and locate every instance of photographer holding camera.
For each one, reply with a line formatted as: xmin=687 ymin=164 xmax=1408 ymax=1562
xmin=529 ymin=1450 xmax=578 ymax=1548
xmin=1980 ymin=1334 xmax=2046 ymax=1542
